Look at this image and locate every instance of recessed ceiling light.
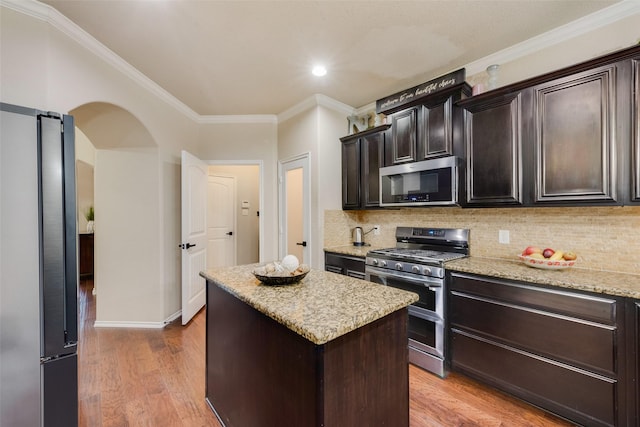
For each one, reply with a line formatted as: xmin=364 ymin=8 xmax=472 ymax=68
xmin=312 ymin=65 xmax=327 ymax=77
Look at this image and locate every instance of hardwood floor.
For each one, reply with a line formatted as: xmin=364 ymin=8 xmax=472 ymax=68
xmin=78 ymin=280 xmax=574 ymax=426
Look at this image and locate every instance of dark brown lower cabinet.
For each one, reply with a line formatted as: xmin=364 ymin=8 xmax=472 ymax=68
xmin=205 ymin=281 xmax=409 ymax=426
xmin=631 ymin=300 xmax=640 ymax=426
xmin=324 ymin=251 xmax=365 ymax=280
xmin=449 ymin=272 xmax=630 ymax=427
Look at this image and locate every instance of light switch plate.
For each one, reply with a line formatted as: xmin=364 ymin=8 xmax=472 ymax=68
xmin=499 ymin=230 xmax=510 ymax=244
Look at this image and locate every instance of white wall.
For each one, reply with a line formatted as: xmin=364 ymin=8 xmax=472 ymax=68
xmin=277 ymin=101 xmax=351 ymax=268
xmin=0 ymin=5 xmax=279 ymax=325
xmin=197 ymin=122 xmax=279 ymax=262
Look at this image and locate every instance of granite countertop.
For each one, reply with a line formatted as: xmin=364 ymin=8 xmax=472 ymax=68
xmin=324 ymin=244 xmax=383 ymax=258
xmin=446 ymin=257 xmax=640 ymax=299
xmin=324 ymin=246 xmax=640 ymax=299
xmin=200 ymin=264 xmax=418 ymax=345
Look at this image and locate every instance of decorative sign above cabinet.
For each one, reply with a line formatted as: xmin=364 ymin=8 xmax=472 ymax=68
xmin=376 ymin=68 xmax=466 ymax=114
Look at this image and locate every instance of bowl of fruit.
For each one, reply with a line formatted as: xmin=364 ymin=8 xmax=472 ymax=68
xmin=518 ymin=246 xmax=577 ymax=270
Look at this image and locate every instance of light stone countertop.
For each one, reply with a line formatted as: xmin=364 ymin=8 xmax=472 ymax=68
xmin=200 ymin=264 xmax=418 ymax=345
xmin=324 ymin=246 xmax=640 ymax=299
xmin=324 ymin=244 xmax=384 ymax=258
xmin=446 ymin=257 xmax=640 ymax=299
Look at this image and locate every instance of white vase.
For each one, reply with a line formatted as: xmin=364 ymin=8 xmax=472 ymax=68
xmin=86 ymin=220 xmax=94 ymax=233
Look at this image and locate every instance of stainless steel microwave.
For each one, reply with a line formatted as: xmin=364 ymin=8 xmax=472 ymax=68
xmin=379 ymin=156 xmax=459 ymax=207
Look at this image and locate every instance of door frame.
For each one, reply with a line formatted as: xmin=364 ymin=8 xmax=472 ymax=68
xmin=278 ymin=153 xmax=311 ymax=263
xmin=207 ymin=160 xmax=264 ymax=263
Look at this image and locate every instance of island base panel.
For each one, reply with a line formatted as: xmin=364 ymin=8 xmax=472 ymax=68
xmin=206 ymin=281 xmax=410 ymax=426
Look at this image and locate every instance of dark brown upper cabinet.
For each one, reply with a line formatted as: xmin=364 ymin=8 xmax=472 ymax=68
xmin=382 ymin=85 xmax=471 ymax=167
xmin=532 ymin=64 xmax=618 ymax=204
xmin=340 ymin=125 xmax=390 ymax=210
xmin=632 ymin=57 xmax=640 ymax=203
xmin=387 ymin=107 xmax=418 ymax=165
xmin=458 ymin=44 xmax=640 ymax=207
xmin=420 ymin=95 xmax=453 ymax=159
xmin=462 ymin=92 xmax=524 ymax=206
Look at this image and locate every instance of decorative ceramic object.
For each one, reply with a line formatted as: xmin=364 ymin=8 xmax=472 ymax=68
xmin=486 ymin=64 xmax=500 ymax=90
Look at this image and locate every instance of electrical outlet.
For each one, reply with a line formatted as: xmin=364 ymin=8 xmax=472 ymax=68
xmin=499 ymin=230 xmax=510 ymax=244
xmin=373 ymin=225 xmax=380 ymax=236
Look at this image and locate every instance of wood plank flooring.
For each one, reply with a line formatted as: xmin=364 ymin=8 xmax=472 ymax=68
xmin=78 ymin=279 xmax=574 ymax=426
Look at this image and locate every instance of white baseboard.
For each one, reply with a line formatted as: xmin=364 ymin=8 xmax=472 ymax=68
xmin=164 ymin=310 xmax=182 ymax=324
xmin=93 ymin=320 xmax=165 ymax=329
xmin=93 ymin=309 xmax=183 ymax=329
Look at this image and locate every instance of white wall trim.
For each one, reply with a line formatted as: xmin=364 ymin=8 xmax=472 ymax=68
xmin=164 ymin=310 xmax=182 ymax=324
xmin=198 ymin=115 xmax=277 ymax=124
xmin=4 ymin=0 xmax=637 ymax=123
xmin=463 ymin=0 xmax=640 ymax=76
xmin=92 ymin=307 xmax=181 ymax=329
xmin=93 ymin=320 xmax=166 ymax=329
xmin=278 ymin=94 xmax=355 ymax=123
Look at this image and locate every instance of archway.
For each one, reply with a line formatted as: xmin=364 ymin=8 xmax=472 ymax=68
xmin=70 ymin=102 xmax=165 ymax=326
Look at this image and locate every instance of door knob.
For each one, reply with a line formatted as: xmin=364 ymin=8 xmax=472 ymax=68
xmin=226 ymin=231 xmax=233 ymax=236
xmin=178 ymin=243 xmax=196 ymax=249
xmin=296 ymin=241 xmax=307 ymax=247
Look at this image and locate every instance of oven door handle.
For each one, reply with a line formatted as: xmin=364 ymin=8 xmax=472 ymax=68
xmin=365 ymin=266 xmax=442 ymax=288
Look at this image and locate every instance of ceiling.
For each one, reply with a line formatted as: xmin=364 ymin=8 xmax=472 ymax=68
xmin=40 ymin=0 xmax=622 ymax=117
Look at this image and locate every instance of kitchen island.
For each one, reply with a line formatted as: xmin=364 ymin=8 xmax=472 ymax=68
xmin=200 ymin=264 xmax=418 ymax=427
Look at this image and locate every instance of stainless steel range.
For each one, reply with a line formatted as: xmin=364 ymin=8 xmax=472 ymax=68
xmin=365 ymin=227 xmax=469 ymax=377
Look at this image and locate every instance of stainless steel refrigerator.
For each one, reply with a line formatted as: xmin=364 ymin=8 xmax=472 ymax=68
xmin=1 ymin=102 xmax=79 ymax=427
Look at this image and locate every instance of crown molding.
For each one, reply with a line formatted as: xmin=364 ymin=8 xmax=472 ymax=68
xmin=198 ymin=115 xmax=277 ymax=125
xmin=2 ymin=0 xmax=281 ymax=125
xmin=1 ymin=0 xmax=204 ymax=122
xmin=278 ymin=94 xmax=355 ymax=123
xmin=5 ymin=0 xmax=638 ymax=123
xmin=464 ymin=0 xmax=640 ymax=76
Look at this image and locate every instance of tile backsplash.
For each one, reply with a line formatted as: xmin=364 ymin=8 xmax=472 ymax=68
xmin=324 ymin=206 xmax=640 ymax=275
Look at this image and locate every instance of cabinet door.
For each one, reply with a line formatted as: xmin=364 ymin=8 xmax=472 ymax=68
xmin=464 ymin=93 xmax=523 ymax=205
xmin=341 ymin=138 xmax=361 ymax=210
xmin=388 ymin=108 xmax=417 ymax=165
xmin=419 ymin=96 xmax=453 ymax=159
xmin=533 ymin=65 xmax=618 ymax=204
xmin=633 ymin=58 xmax=640 ymax=202
xmin=632 ymin=300 xmax=640 ymax=426
xmin=361 ymin=132 xmax=385 ymax=208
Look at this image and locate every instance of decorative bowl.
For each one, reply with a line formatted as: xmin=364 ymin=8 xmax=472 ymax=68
xmin=518 ymin=254 xmax=576 ymax=270
xmin=252 ymin=265 xmax=310 ymax=286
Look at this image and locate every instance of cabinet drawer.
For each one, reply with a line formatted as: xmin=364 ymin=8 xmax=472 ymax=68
xmin=450 ymin=272 xmax=617 ymax=324
xmin=324 ymin=252 xmax=365 ymax=279
xmin=450 ymin=291 xmax=616 ymax=374
xmin=451 ymin=330 xmax=617 ymax=427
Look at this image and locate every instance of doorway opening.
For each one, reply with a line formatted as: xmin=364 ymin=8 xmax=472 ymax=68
xmin=278 ymin=153 xmax=311 ymax=264
xmin=208 ymin=163 xmax=261 ymax=266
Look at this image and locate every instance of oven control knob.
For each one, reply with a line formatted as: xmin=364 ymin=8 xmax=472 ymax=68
xmin=423 ymin=267 xmax=432 ymax=275
xmin=411 ymin=265 xmax=420 ymax=273
xmin=395 ymin=263 xmax=403 ymax=271
xmin=371 ymin=259 xmax=379 ymax=266
xmin=380 ymin=260 xmax=387 ymax=267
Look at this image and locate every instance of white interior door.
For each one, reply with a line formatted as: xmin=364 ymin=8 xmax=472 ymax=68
xmin=279 ymin=154 xmax=310 ymax=263
xmin=207 ymin=174 xmax=236 ymax=268
xmin=180 ymin=151 xmax=207 ymax=325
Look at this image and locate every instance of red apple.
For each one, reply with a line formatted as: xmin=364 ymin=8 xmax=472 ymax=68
xmin=542 ymin=248 xmax=555 ymax=258
xmin=522 ymin=246 xmax=543 ymax=256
